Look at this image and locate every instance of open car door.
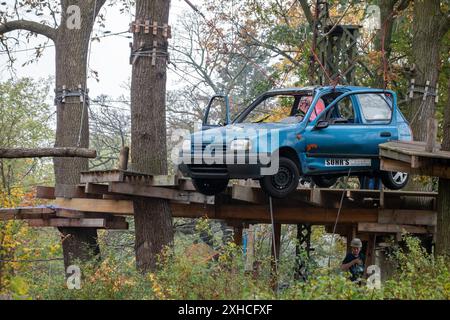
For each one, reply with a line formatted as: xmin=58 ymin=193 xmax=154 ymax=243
xmin=202 ymin=95 xmax=230 ymax=130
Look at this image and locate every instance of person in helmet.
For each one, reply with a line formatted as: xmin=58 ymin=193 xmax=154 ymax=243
xmin=341 ymin=238 xmax=366 ymax=282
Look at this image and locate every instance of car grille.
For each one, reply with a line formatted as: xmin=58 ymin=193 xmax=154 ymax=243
xmin=188 ymin=164 xmax=228 ymax=175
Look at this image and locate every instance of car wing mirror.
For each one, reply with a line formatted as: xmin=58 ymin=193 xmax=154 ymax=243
xmin=314 ymin=120 xmax=329 ymax=130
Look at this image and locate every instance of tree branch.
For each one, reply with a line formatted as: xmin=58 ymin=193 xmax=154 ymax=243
xmin=0 ymin=20 xmax=57 ymax=41
xmin=297 ymin=0 xmax=314 ymax=28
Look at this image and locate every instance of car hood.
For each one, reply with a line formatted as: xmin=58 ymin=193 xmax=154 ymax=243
xmin=190 ymin=122 xmax=298 ymax=144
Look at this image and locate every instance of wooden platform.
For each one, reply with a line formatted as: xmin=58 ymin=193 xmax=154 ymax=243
xmin=380 ymin=141 xmax=450 ymax=178
xmin=0 ymin=169 xmax=439 ymax=237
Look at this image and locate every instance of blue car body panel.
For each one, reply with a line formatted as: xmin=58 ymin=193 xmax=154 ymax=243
xmin=180 ymin=86 xmax=412 ymax=179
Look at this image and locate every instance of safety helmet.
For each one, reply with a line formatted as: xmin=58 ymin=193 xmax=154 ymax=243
xmin=350 ymin=238 xmax=363 ymax=248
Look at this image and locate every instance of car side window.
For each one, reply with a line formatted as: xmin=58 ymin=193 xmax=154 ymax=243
xmin=326 ymin=96 xmax=356 ymax=124
xmin=357 ymin=93 xmax=392 ymax=123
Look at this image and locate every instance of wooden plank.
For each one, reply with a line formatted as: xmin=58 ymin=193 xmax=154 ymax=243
xmin=380 ymin=141 xmax=450 ymax=160
xmin=26 ymin=218 xmax=107 ymax=228
xmin=358 ymin=222 xmax=429 ymax=234
xmin=379 ymin=148 xmax=413 ymax=164
xmin=56 ymin=210 xmax=123 ymax=220
xmin=54 ymin=198 xmax=134 ymax=215
xmin=171 ymin=202 xmax=379 ymax=224
xmin=0 ymin=207 xmax=55 ymax=220
xmin=85 ymin=183 xmax=109 ymax=195
xmin=149 ymin=175 xmax=179 ymax=186
xmin=36 ymin=186 xmax=55 ymax=199
xmin=381 ymin=157 xmax=450 ymax=179
xmin=232 ymin=185 xmax=267 ymax=204
xmin=378 ymin=209 xmax=436 ymax=226
xmin=108 ymin=182 xmax=214 ymax=204
xmin=53 ymin=184 xmax=97 ymax=199
xmin=80 ymin=170 xmax=124 ymax=183
xmin=25 ymin=217 xmax=128 ymax=229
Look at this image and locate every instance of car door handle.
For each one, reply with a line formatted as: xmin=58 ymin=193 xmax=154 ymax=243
xmin=380 ymin=132 xmax=391 ymax=137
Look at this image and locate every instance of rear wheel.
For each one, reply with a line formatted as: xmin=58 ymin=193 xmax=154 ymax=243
xmin=260 ymin=157 xmax=300 ymax=198
xmin=311 ymin=175 xmax=338 ymax=188
xmin=380 ymin=171 xmax=409 ymax=190
xmin=192 ymin=178 xmax=229 ymax=196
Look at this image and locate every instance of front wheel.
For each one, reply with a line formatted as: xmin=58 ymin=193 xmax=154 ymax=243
xmin=260 ymin=157 xmax=300 ymax=198
xmin=380 ymin=171 xmax=409 ymax=190
xmin=311 ymin=175 xmax=338 ymax=188
xmin=192 ymin=178 xmax=229 ymax=196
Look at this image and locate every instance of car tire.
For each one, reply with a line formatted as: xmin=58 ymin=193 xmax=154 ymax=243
xmin=192 ymin=178 xmax=229 ymax=196
xmin=260 ymin=157 xmax=300 ymax=198
xmin=311 ymin=175 xmax=338 ymax=188
xmin=380 ymin=171 xmax=409 ymax=190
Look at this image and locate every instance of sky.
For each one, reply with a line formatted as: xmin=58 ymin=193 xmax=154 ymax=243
xmin=0 ymin=0 xmax=199 ymax=100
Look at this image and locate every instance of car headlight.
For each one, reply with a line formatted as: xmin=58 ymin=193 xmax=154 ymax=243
xmin=181 ymin=140 xmax=191 ymax=153
xmin=230 ymin=139 xmax=251 ymax=151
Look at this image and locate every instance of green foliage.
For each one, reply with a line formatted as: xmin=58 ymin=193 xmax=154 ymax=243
xmin=0 ymin=78 xmax=54 ymax=193
xmin=381 ymin=236 xmax=450 ymax=299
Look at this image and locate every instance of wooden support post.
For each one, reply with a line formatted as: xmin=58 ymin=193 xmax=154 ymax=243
xmin=118 ymin=147 xmax=129 ymax=170
xmin=244 ymin=224 xmax=255 ymax=271
xmin=425 ymin=118 xmax=438 ymax=153
xmin=233 ymin=225 xmax=243 ymax=246
xmin=270 ymin=223 xmax=281 ymax=291
xmin=365 ymin=234 xmax=376 ymax=269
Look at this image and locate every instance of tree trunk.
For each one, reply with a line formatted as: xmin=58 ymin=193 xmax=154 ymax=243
xmin=404 ymin=0 xmax=447 ymax=194
xmin=406 ymin=0 xmax=445 ymax=140
xmin=374 ymin=0 xmax=396 ymax=87
xmin=58 ymin=227 xmax=100 ymax=268
xmin=53 ymin=1 xmax=105 ymax=269
xmin=0 ymin=1 xmax=107 ymax=269
xmin=436 ymin=78 xmax=450 ymax=257
xmin=131 ymin=0 xmax=173 ymax=272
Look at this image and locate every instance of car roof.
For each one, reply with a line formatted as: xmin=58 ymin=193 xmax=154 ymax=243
xmin=266 ymin=85 xmax=384 ymax=95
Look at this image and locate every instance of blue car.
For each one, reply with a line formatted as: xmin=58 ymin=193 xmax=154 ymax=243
xmin=179 ymin=86 xmax=412 ymax=198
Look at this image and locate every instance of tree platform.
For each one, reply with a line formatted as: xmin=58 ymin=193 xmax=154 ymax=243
xmin=379 ymin=141 xmax=450 ymax=179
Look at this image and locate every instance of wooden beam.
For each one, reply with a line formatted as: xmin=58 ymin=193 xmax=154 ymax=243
xmin=171 ymin=202 xmax=379 ymax=224
xmin=85 ymin=183 xmax=109 ymax=195
xmin=108 ymin=182 xmax=214 ymax=204
xmin=80 ymin=170 xmax=124 ymax=184
xmin=381 ymin=158 xmax=450 ymax=179
xmin=54 ymin=198 xmax=134 ymax=215
xmin=25 ymin=217 xmax=128 ymax=229
xmin=358 ymin=222 xmax=429 ymax=234
xmin=232 ymin=185 xmax=267 ymax=204
xmin=233 ymin=225 xmax=243 ymax=246
xmin=0 ymin=207 xmax=55 ymax=220
xmin=36 ymin=186 xmax=55 ymax=199
xmin=118 ymin=147 xmax=129 ymax=170
xmin=0 ymin=148 xmax=96 ymax=159
xmin=378 ymin=209 xmax=436 ymax=226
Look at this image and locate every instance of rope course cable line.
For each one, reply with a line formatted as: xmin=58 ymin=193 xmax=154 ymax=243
xmin=328 ymin=168 xmax=351 ymax=268
xmin=0 ymin=30 xmax=131 ymax=55
xmin=181 ymin=0 xmax=277 ymax=86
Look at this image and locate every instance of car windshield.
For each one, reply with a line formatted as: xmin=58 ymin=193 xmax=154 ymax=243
xmin=236 ymin=92 xmax=317 ymax=124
